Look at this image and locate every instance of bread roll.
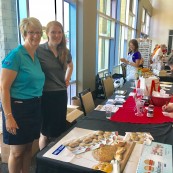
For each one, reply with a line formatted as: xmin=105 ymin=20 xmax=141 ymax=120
xmin=114 ymin=154 xmax=123 ymax=161
xmin=116 ymin=147 xmax=126 ymax=155
xmin=92 ymin=162 xmax=113 ymax=173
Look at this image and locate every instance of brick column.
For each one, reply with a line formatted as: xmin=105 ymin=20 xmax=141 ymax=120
xmin=0 ymin=0 xmax=18 ymax=63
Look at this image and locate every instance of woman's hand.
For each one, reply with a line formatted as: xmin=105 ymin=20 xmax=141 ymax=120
xmin=65 ymin=79 xmax=70 ymax=87
xmin=6 ymin=115 xmax=19 ymax=135
xmin=120 ymin=58 xmax=128 ymax=64
xmin=162 ymin=112 xmax=173 ymax=118
xmin=162 ymin=103 xmax=173 ymax=112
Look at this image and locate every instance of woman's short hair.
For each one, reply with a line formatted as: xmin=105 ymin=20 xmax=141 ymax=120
xmin=129 ymin=39 xmax=139 ymax=52
xmin=168 ymin=55 xmax=173 ymax=66
xmin=19 ymin=17 xmax=42 ymax=39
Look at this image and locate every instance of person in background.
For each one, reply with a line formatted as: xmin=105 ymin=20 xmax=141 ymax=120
xmin=120 ymin=39 xmax=141 ymax=81
xmin=150 ymin=44 xmax=159 ymax=64
xmin=152 ymin=44 xmax=166 ymax=63
xmin=1 ymin=17 xmax=45 ymax=173
xmin=166 ymin=55 xmax=173 ymax=72
xmin=37 ymin=21 xmax=73 ymax=150
xmin=152 ymin=44 xmax=160 ymax=56
xmin=169 ymin=49 xmax=173 ymax=57
xmin=162 ymin=55 xmax=173 ymax=117
xmin=152 ymin=44 xmax=167 ymax=70
xmin=154 ymin=44 xmax=159 ymax=51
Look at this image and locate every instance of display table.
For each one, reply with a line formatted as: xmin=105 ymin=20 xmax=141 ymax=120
xmin=36 ymin=82 xmax=173 ymax=173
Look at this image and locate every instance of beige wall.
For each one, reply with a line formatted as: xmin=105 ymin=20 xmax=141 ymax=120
xmin=150 ymin=0 xmax=173 ymax=49
xmin=77 ymin=0 xmax=97 ymax=93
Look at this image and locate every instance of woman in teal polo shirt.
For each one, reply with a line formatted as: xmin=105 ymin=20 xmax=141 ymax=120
xmin=1 ymin=17 xmax=45 ymax=173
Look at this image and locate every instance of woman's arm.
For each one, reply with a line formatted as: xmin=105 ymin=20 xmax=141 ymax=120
xmin=1 ymin=69 xmax=19 ymax=134
xmin=65 ymin=61 xmax=73 ymax=87
xmin=120 ymin=58 xmax=140 ymax=67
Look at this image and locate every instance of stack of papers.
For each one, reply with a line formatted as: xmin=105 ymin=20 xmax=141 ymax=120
xmin=95 ymin=104 xmax=119 ymax=113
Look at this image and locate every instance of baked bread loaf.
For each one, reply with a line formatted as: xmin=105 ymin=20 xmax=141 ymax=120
xmin=92 ymin=145 xmax=117 ymax=162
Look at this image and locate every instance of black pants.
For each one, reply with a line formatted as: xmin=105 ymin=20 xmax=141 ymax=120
xmin=41 ymin=90 xmax=67 ymax=137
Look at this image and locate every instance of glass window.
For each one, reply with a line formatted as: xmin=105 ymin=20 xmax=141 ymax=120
xmin=28 ymin=0 xmax=55 ymax=43
xmin=120 ymin=0 xmax=126 ymax=23
xmin=129 ymin=0 xmax=133 ymax=12
xmin=128 ymin=28 xmax=132 ymax=42
xmin=99 ymin=0 xmax=105 ymax=13
xmin=106 ymin=0 xmax=111 ymax=16
xmin=125 ymin=0 xmax=129 ymax=25
xmin=98 ymin=38 xmax=109 ymax=71
xmin=99 ymin=16 xmax=114 ymax=38
xmin=141 ymin=8 xmax=150 ymax=36
xmin=64 ymin=1 xmax=70 ymax=49
xmin=128 ymin=14 xmax=133 ymax=27
xmin=99 ymin=0 xmax=111 ymax=16
xmin=28 ymin=0 xmax=55 ymax=26
xmin=56 ymin=0 xmax=63 ymax=24
xmin=111 ymin=0 xmax=116 ymax=18
xmin=145 ymin=13 xmax=150 ymax=35
xmin=142 ymin=8 xmax=145 ymax=23
xmin=97 ymin=0 xmax=115 ymax=73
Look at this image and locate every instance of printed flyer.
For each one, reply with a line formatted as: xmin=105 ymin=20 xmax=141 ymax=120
xmin=136 ymin=142 xmax=172 ymax=173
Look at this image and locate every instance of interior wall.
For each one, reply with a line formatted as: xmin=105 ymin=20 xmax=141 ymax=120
xmin=150 ymin=0 xmax=173 ymax=50
xmin=77 ymin=0 xmax=97 ymax=93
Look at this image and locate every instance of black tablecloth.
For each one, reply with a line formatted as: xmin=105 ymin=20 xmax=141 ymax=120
xmin=159 ymin=75 xmax=173 ymax=82
xmin=36 ymin=82 xmax=173 ymax=173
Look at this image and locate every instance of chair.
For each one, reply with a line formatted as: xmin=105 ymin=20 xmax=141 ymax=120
xmin=78 ymin=88 xmax=95 ymax=116
xmin=102 ymin=77 xmax=114 ymax=98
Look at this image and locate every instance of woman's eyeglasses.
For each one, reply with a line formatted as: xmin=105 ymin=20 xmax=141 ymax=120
xmin=27 ymin=31 xmax=42 ymax=36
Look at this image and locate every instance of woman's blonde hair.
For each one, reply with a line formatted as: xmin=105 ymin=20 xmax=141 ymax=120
xmin=20 ymin=17 xmax=42 ymax=40
xmin=46 ymin=21 xmax=68 ymax=70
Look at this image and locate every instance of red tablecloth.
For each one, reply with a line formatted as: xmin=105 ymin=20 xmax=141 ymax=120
xmin=110 ymin=96 xmax=173 ymax=124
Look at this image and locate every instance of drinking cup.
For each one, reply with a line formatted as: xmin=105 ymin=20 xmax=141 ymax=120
xmin=105 ymin=106 xmax=112 ymax=119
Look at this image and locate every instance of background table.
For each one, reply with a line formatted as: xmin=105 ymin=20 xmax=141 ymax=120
xmin=36 ymin=81 xmax=173 ymax=173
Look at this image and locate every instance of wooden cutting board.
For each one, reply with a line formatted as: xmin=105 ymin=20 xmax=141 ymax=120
xmin=119 ymin=142 xmax=136 ymax=172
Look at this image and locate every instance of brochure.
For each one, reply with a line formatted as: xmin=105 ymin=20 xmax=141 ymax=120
xmin=136 ymin=142 xmax=172 ymax=173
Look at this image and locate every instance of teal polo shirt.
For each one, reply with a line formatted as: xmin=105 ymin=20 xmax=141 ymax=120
xmin=2 ymin=45 xmax=45 ymax=99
